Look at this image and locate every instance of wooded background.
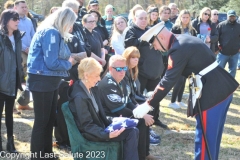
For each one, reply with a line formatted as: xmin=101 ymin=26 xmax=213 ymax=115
xmin=0 ymin=0 xmax=238 ymax=17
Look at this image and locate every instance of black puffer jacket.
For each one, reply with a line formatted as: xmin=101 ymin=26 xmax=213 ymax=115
xmin=192 ymin=18 xmax=219 ymax=53
xmin=0 ymin=30 xmax=24 ymax=96
xmin=125 ymin=24 xmax=164 ymax=80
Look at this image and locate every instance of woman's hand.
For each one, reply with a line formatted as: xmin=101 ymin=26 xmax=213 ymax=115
xmin=109 ymin=127 xmax=125 ymax=138
xmin=104 ymin=48 xmax=108 ymax=54
xmin=103 ymin=39 xmax=109 ymax=46
xmin=205 ymin=35 xmax=211 ymax=43
xmin=68 ymin=56 xmax=77 ymax=66
xmin=143 ymin=114 xmax=154 ymax=126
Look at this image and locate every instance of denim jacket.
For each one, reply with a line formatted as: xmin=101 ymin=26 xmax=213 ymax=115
xmin=27 ymin=27 xmax=72 ymax=77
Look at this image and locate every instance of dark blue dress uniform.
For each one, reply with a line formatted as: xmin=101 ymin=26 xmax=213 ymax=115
xmin=147 ymin=34 xmax=238 ymax=160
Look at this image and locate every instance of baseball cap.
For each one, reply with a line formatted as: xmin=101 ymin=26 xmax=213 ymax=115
xmin=227 ymin=10 xmax=237 ymax=17
xmin=89 ymin=0 xmax=99 ymax=5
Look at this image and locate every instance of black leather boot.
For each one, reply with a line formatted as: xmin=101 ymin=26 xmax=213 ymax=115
xmin=6 ymin=136 xmax=18 ymax=153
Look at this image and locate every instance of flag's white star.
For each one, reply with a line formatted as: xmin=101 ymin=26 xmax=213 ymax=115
xmin=121 ymin=121 xmax=128 ymax=128
xmin=108 ymin=126 xmax=114 ymax=132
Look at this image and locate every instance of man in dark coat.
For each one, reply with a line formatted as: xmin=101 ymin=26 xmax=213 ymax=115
xmin=216 ymin=10 xmax=240 ymax=78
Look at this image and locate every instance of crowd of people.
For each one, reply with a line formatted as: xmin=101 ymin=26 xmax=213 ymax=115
xmin=0 ymin=0 xmax=239 ymax=160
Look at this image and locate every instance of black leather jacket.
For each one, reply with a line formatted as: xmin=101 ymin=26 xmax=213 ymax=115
xmin=125 ymin=24 xmax=164 ymax=80
xmin=192 ymin=18 xmax=219 ymax=53
xmin=68 ymin=80 xmax=111 ymax=142
xmin=0 ymin=30 xmax=24 ymax=96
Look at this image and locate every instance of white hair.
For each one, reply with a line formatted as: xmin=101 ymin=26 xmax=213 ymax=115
xmin=168 ymin=3 xmax=177 ymax=8
xmin=211 ymin=9 xmax=218 ymax=14
xmin=62 ymin=0 xmax=80 ymax=11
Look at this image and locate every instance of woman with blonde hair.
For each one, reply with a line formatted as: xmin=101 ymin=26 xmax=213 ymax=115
xmin=169 ymin=10 xmax=197 ymax=109
xmin=128 ymin=4 xmax=143 ymax=26
xmin=172 ymin=10 xmax=197 ymax=36
xmin=27 ymin=7 xmax=77 ymax=159
xmin=111 ymin=16 xmax=128 ymax=55
xmin=192 ymin=7 xmax=218 ymax=52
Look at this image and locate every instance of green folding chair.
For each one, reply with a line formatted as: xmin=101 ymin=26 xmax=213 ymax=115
xmin=61 ymin=102 xmax=123 ymax=160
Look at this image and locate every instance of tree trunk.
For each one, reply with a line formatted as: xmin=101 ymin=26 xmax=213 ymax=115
xmin=127 ymin=0 xmax=130 ymax=13
xmin=31 ymin=0 xmax=34 ymax=10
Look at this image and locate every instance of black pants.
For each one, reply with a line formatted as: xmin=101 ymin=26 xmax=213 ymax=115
xmin=138 ymin=75 xmax=160 ymax=94
xmin=30 ymin=89 xmax=58 ymax=160
xmin=171 ymin=76 xmax=186 ymax=103
xmin=0 ymin=93 xmax=15 ymax=137
xmin=110 ymin=128 xmax=139 ymax=160
xmin=136 ymin=119 xmax=150 ymax=160
xmin=54 ymin=81 xmax=70 ymax=146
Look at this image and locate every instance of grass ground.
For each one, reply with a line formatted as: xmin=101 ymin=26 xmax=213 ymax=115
xmin=1 ymin=70 xmax=240 ymax=160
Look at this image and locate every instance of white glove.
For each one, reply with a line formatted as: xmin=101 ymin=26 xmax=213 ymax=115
xmin=133 ymin=102 xmax=153 ymax=118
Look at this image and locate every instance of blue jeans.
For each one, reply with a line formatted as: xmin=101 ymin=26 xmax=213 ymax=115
xmin=216 ymin=53 xmax=239 ymax=78
xmin=237 ymin=53 xmax=240 ymax=68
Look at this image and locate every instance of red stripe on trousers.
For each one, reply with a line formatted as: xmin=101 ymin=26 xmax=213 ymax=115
xmin=201 ymin=110 xmax=207 ymax=160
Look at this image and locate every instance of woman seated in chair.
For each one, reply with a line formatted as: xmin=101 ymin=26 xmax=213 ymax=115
xmin=68 ymin=57 xmax=139 ymax=160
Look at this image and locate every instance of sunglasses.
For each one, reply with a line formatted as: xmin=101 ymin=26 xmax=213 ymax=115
xmin=11 ymin=17 xmax=20 ymax=21
xmin=204 ymin=13 xmax=211 ymax=16
xmin=112 ymin=66 xmax=128 ymax=72
xmin=213 ymin=13 xmax=219 ymax=16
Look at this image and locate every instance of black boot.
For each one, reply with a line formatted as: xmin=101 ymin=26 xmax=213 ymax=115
xmin=6 ymin=136 xmax=18 ymax=153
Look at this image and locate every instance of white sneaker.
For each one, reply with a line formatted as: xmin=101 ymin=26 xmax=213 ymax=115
xmin=177 ymin=102 xmax=187 ymax=109
xmin=168 ymin=102 xmax=180 ymax=109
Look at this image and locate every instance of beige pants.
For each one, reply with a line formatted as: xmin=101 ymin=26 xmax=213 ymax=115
xmin=21 ymin=51 xmax=28 ymax=77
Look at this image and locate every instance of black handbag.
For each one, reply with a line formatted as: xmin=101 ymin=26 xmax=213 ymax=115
xmin=17 ymin=89 xmax=30 ymax=106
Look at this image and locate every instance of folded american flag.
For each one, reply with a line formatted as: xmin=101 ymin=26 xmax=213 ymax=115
xmin=104 ymin=117 xmax=139 ymax=133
